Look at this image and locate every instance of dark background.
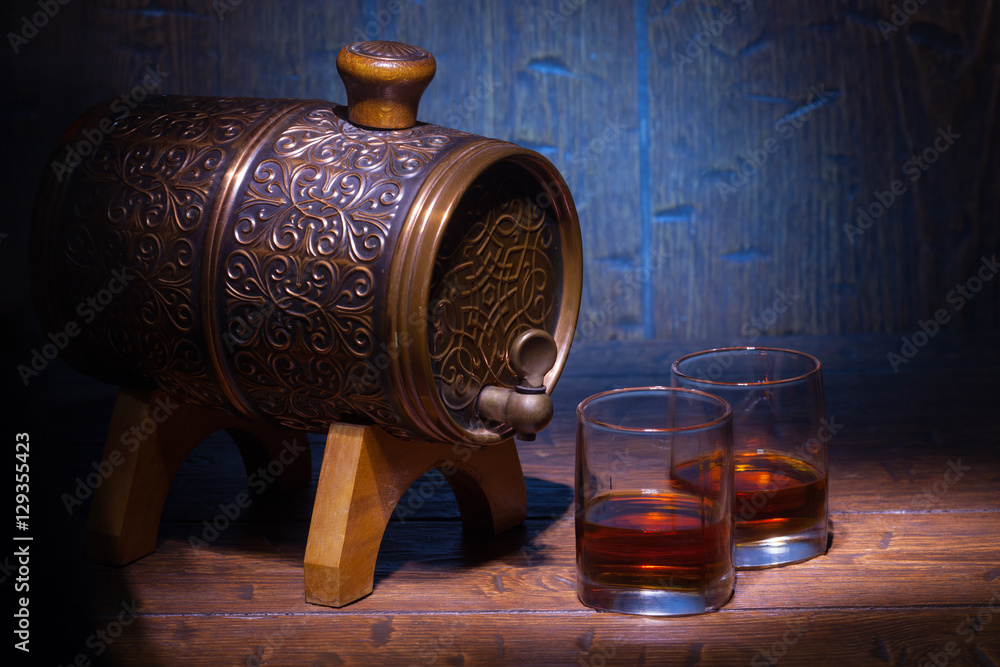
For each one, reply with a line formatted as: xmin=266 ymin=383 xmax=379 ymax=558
xmin=3 ymin=0 xmax=999 ymax=343
xmin=1 ymin=1 xmax=998 ymax=664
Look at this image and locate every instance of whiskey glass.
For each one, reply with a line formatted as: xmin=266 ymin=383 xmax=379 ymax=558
xmin=576 ymin=387 xmax=735 ymax=615
xmin=672 ymin=348 xmax=829 ymax=568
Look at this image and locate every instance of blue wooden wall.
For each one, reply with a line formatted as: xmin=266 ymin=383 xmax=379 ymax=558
xmin=3 ymin=0 xmax=998 ymax=345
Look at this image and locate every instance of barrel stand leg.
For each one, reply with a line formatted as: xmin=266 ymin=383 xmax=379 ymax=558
xmin=304 ymin=423 xmax=527 ymax=607
xmin=86 ymin=386 xmax=310 ymax=565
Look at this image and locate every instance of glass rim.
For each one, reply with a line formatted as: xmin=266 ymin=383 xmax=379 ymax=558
xmin=576 ymin=385 xmax=732 ymax=433
xmin=671 ymin=346 xmax=822 ymax=386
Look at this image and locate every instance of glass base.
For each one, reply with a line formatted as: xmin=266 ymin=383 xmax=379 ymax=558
xmin=735 ymin=525 xmax=827 ymax=568
xmin=577 ymin=573 xmax=734 ymax=616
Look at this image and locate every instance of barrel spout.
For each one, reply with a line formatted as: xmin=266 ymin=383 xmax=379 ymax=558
xmin=476 ymin=385 xmax=553 ymax=441
xmin=475 ymin=329 xmax=558 ymax=441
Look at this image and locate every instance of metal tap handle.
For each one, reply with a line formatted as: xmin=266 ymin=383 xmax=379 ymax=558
xmin=476 ymin=329 xmax=558 ymax=441
xmin=336 ymin=40 xmax=436 ymax=130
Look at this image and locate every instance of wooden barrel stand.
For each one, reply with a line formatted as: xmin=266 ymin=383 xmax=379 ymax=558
xmin=85 ymin=387 xmax=527 ymax=608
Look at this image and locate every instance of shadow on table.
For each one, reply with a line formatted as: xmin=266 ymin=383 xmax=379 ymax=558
xmin=373 ymin=475 xmax=575 ymax=583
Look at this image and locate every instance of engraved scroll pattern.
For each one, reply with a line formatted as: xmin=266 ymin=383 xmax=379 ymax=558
xmin=225 ymin=107 xmax=470 ymax=433
xmin=429 ymin=174 xmax=558 ymax=414
xmin=67 ymin=97 xmax=276 ymax=409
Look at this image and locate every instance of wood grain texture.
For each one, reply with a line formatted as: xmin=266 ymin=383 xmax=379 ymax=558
xmin=93 ymin=611 xmax=1000 ymax=666
xmin=82 ymin=511 xmax=1000 ymax=614
xmin=647 ymin=0 xmax=1000 ymax=338
xmin=302 ymin=423 xmax=526 ymax=607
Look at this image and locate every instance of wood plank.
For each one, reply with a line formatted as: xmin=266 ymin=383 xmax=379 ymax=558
xmin=80 ymin=511 xmax=1000 ymax=616
xmin=75 ymin=610 xmax=1000 ymax=667
xmin=647 ymin=1 xmax=1000 ymax=338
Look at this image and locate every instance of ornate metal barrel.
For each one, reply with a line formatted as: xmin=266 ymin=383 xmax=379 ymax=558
xmin=31 ymin=41 xmax=582 ymax=446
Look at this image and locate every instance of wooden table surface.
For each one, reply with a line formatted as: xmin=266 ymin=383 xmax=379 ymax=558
xmin=22 ymin=333 xmax=1000 ymax=666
